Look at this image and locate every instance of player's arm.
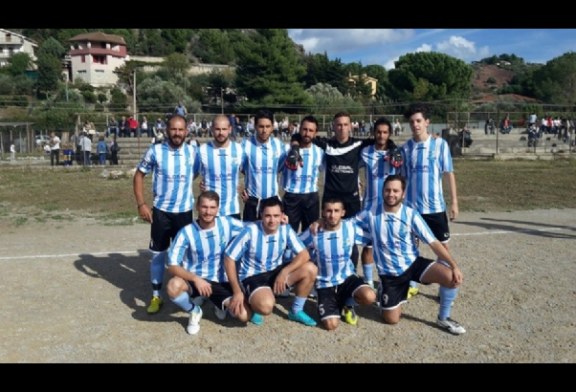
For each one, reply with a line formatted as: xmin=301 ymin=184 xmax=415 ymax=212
xmin=444 ymin=171 xmax=459 ymax=221
xmin=223 ymin=254 xmax=245 ymax=314
xmin=133 ymin=170 xmax=152 ymax=223
xmin=273 ymin=248 xmax=311 ymax=295
xmin=167 ymin=265 xmax=212 ymax=296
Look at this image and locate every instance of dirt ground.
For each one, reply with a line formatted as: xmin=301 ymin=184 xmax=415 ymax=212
xmin=0 ymin=208 xmax=574 ymax=363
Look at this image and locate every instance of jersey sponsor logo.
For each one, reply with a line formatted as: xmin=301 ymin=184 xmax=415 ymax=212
xmin=254 ymin=167 xmax=276 ymax=174
xmin=330 ymin=165 xmax=354 ymax=174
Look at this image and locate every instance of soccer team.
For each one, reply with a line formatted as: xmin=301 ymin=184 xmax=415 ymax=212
xmin=132 ymin=103 xmax=466 ymax=336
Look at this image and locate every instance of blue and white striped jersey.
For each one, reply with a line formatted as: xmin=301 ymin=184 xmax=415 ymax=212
xmin=199 ymin=141 xmax=244 ymax=216
xmin=137 ymin=142 xmax=200 ymax=213
xmin=281 ymin=144 xmax=324 ymax=194
xmin=401 ymin=136 xmax=453 ymax=214
xmin=300 ymin=219 xmax=370 ymax=288
xmin=360 ymin=145 xmax=398 ymax=213
xmin=356 ymin=205 xmax=437 ymax=277
xmin=167 ymin=216 xmax=244 ymax=282
xmin=225 ymin=222 xmax=306 ymax=281
xmin=241 ymin=136 xmax=289 ymax=199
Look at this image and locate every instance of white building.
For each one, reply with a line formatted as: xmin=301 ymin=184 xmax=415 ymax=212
xmin=69 ymin=32 xmax=127 ymax=87
xmin=0 ymin=29 xmax=37 ymax=68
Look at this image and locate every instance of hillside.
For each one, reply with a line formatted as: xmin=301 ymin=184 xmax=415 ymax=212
xmin=472 ymin=63 xmax=539 ymax=104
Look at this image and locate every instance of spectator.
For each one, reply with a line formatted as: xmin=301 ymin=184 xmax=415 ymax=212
xmin=49 ymin=132 xmax=61 ymax=166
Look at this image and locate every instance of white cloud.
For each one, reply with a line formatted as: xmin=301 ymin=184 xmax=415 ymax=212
xmin=289 ymin=29 xmax=414 ymax=53
xmin=435 ymin=36 xmax=489 ymax=61
xmin=415 ymin=43 xmax=432 ymax=53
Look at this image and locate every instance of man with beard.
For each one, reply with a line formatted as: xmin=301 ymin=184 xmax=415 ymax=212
xmin=357 ymin=174 xmax=466 ymax=335
xmin=133 ymin=114 xmax=201 ymax=314
xmin=166 ymin=191 xmax=249 ymax=335
xmin=281 ymin=115 xmax=324 ymax=233
xmin=199 ymin=114 xmax=245 ymax=219
xmin=358 ymin=117 xmax=401 ymax=289
xmin=300 ymin=198 xmax=375 ymax=330
xmin=240 ymin=109 xmax=289 ymax=222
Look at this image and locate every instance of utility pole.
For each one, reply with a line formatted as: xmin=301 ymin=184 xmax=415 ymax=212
xmin=220 ymin=87 xmax=224 ymax=114
xmin=133 ymin=70 xmax=137 ymax=121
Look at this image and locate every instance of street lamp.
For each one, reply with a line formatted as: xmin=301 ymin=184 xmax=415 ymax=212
xmin=220 ymin=87 xmax=224 ymax=114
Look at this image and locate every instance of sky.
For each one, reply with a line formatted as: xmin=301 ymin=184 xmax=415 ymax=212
xmin=288 ymin=29 xmax=576 ymax=69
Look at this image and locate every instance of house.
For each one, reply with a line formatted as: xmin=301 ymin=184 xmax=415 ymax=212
xmin=0 ymin=29 xmax=37 ymax=68
xmin=68 ymin=32 xmax=127 ymax=87
xmin=347 ymin=73 xmax=378 ymax=99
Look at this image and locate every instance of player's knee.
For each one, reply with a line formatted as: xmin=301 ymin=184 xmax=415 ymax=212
xmin=323 ymin=319 xmax=339 ymax=331
xmin=251 ymin=297 xmax=275 ymax=315
xmin=166 ymin=277 xmax=186 ymax=298
xmin=303 ymin=261 xmax=318 ymax=280
xmin=381 ymin=312 xmax=400 ymax=325
xmin=356 ymin=287 xmax=376 ymax=304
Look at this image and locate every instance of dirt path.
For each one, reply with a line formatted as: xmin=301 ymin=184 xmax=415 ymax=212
xmin=1 ymin=209 xmax=574 ymax=363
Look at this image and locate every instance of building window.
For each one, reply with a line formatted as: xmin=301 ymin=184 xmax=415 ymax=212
xmin=6 ymin=33 xmax=11 ymax=42
xmin=81 ymin=55 xmax=86 ymax=63
xmin=93 ymin=55 xmax=107 ymax=65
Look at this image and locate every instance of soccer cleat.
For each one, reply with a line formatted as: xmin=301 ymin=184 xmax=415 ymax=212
xmin=437 ymin=317 xmax=466 ymax=335
xmin=186 ymin=305 xmax=203 ymax=335
xmin=342 ymin=306 xmax=358 ymax=326
xmin=288 ymin=310 xmax=317 ymax=327
xmin=407 ymin=287 xmax=419 ymax=299
xmin=250 ymin=312 xmax=264 ymax=326
xmin=147 ymin=295 xmax=163 ymax=314
xmin=214 ymin=306 xmax=227 ymax=321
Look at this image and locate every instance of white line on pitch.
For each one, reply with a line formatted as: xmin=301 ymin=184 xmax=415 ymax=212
xmin=0 ymin=250 xmax=142 ymax=261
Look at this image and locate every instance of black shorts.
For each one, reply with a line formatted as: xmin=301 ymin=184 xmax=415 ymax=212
xmin=422 ymin=212 xmax=450 ymax=243
xmin=241 ymin=263 xmax=290 ymax=301
xmin=317 ymin=275 xmax=368 ymax=320
xmin=150 ymin=208 xmax=193 ymax=252
xmin=282 ymin=191 xmax=320 ymax=232
xmin=378 ymin=257 xmax=435 ymax=310
xmin=189 ymin=281 xmax=233 ymax=310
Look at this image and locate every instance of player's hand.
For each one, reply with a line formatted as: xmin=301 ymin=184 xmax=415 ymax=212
xmin=273 ymin=270 xmax=289 ymax=295
xmin=452 ymin=266 xmax=463 ymax=286
xmin=285 ymin=144 xmax=303 ymax=171
xmin=309 ymin=219 xmax=324 ymax=235
xmin=199 ymin=179 xmax=206 ymax=192
xmin=241 ymin=189 xmax=249 ymax=202
xmin=449 ymin=202 xmax=459 ymax=221
xmin=194 ymin=278 xmax=212 ymax=297
xmin=229 ymin=292 xmax=245 ymax=315
xmin=138 ymin=204 xmax=153 ymax=223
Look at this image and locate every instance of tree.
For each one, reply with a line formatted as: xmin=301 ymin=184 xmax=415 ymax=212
xmin=303 ymin=53 xmax=347 ymax=93
xmin=6 ymin=53 xmax=33 ymax=76
xmin=388 ymin=52 xmax=473 ymax=104
xmin=532 ymin=52 xmax=576 ymax=105
xmin=236 ymin=29 xmax=311 ymax=109
xmin=192 ymin=29 xmax=235 ymax=64
xmin=305 ymin=82 xmax=360 ymax=113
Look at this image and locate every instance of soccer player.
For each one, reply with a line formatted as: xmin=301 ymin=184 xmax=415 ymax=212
xmin=401 ymin=103 xmax=459 ymax=299
xmin=133 ymin=114 xmax=200 ymax=314
xmin=300 ymin=198 xmax=376 ymax=330
xmin=166 ymin=191 xmax=249 ymax=335
xmin=292 ymin=112 xmax=374 ymax=269
xmin=240 ymin=109 xmax=290 ymax=222
xmin=358 ymin=174 xmax=466 ymax=335
xmin=281 ymin=115 xmax=324 ymax=233
xmin=199 ymin=114 xmax=245 ymax=219
xmin=224 ymin=197 xmax=318 ymax=327
xmin=358 ymin=117 xmax=401 ymax=289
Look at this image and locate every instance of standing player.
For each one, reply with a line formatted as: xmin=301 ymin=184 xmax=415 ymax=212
xmin=133 ymin=114 xmax=200 ymax=314
xmin=241 ymin=109 xmax=289 ymax=222
xmin=401 ymin=103 xmax=459 ymax=299
xmin=292 ymin=112 xmax=374 ymax=269
xmin=199 ymin=114 xmax=245 ymax=219
xmin=281 ymin=115 xmax=324 ymax=233
xmin=358 ymin=117 xmax=402 ymax=288
xmin=300 ymin=198 xmax=376 ymax=330
xmin=224 ymin=198 xmax=318 ymax=327
xmin=166 ymin=191 xmax=249 ymax=335
xmin=359 ymin=175 xmax=466 ymax=334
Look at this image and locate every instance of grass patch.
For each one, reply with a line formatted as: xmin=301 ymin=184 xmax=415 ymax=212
xmin=0 ymin=160 xmax=574 ymax=222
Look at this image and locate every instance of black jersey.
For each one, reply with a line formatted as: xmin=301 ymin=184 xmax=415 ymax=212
xmin=291 ymin=134 xmax=373 ymax=195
